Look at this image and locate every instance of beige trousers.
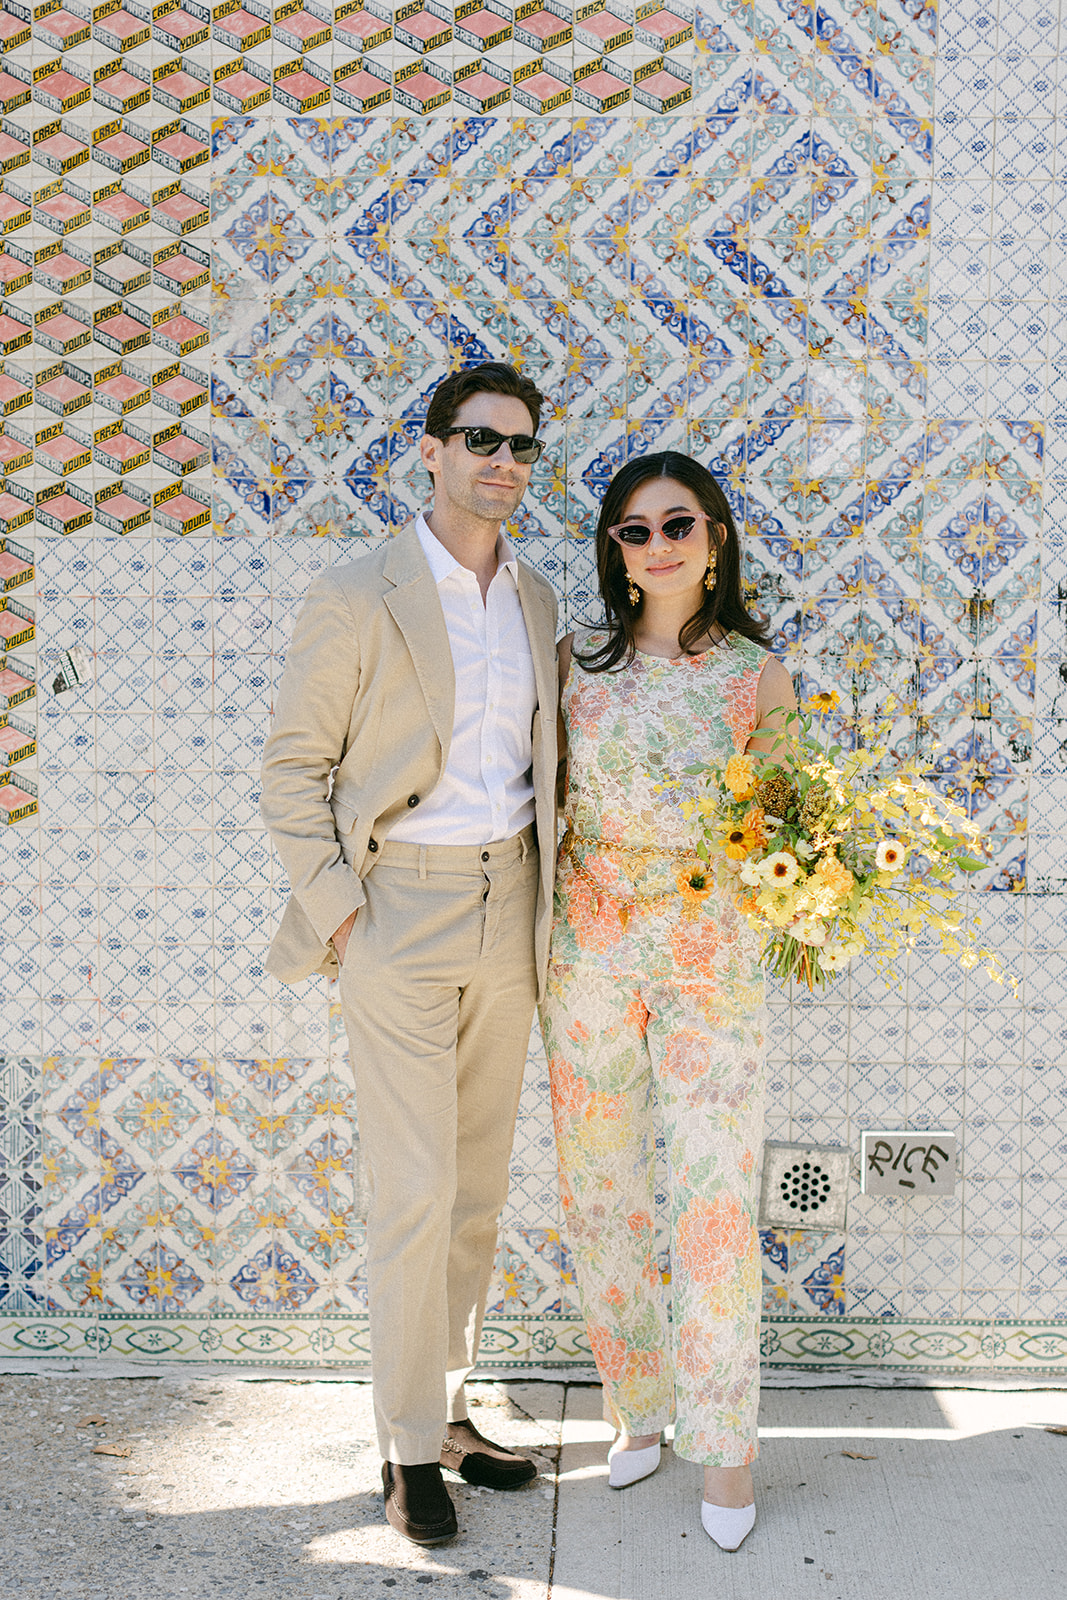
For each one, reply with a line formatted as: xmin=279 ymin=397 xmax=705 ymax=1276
xmin=338 ymin=825 xmax=539 ymax=1463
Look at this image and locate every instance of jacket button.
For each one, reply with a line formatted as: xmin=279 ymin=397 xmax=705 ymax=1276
xmin=368 ymin=838 xmax=378 ymax=852
xmin=481 ymin=851 xmax=490 ymax=862
xmin=407 ymin=794 xmax=419 ymax=807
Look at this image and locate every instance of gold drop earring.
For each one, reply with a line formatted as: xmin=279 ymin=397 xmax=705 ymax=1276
xmin=705 ymin=547 xmax=717 ymax=591
xmin=627 ymin=573 xmax=641 ymax=606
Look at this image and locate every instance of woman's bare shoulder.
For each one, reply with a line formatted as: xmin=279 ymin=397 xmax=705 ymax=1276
xmin=757 ymin=654 xmax=796 ymax=712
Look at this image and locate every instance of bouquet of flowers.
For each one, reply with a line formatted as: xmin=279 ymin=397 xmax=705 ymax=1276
xmin=679 ymin=692 xmax=1010 ymax=993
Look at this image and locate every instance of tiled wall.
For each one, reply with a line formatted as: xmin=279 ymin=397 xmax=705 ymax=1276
xmin=0 ymin=0 xmax=1064 ymax=1377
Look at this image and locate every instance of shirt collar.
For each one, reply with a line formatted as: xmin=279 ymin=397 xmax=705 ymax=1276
xmin=416 ymin=510 xmax=518 ymax=586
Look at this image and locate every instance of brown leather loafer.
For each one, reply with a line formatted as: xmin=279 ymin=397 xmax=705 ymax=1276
xmin=440 ymin=1419 xmax=538 ymax=1490
xmin=382 ymin=1461 xmax=458 ymax=1545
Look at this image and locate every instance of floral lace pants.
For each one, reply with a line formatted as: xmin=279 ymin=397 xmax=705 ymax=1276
xmin=541 ymin=958 xmax=766 ymax=1466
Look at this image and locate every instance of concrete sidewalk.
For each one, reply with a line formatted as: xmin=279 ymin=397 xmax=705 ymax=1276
xmin=0 ymin=1372 xmax=1063 ymax=1600
xmin=553 ymin=1384 xmax=1066 ymax=1600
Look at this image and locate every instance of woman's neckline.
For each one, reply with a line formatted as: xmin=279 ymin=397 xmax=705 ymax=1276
xmin=632 ymin=629 xmax=735 ymax=663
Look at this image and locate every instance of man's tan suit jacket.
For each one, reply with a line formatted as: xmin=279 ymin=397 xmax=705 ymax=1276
xmin=260 ymin=520 xmax=560 ymax=994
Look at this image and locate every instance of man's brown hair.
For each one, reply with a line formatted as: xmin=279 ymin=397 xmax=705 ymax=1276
xmin=424 ymin=361 xmax=544 ymax=440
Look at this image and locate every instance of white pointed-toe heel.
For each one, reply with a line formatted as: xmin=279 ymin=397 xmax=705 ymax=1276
xmin=701 ymin=1498 xmax=756 ymax=1551
xmin=607 ymin=1439 xmax=662 ymax=1490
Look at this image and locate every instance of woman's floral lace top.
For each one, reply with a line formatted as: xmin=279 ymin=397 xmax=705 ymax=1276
xmin=554 ymin=627 xmax=772 ymax=986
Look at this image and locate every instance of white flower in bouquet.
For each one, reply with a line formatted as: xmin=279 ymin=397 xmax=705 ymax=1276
xmin=820 ymin=936 xmax=866 ymax=972
xmin=759 ymin=850 xmax=800 ymax=886
xmin=875 ymin=839 xmax=907 ymax=874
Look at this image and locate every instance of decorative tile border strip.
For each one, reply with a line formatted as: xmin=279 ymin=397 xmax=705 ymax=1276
xmin=762 ymin=1318 xmax=1067 ymax=1375
xmin=2 ymin=1314 xmax=1065 ymax=1375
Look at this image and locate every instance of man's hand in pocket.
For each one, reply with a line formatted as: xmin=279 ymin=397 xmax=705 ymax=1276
xmin=332 ymin=910 xmax=357 ymax=967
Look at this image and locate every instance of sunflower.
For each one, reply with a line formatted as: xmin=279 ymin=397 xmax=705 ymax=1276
xmin=806 ymin=690 xmax=840 ymax=713
xmin=721 ymin=822 xmax=762 ymax=860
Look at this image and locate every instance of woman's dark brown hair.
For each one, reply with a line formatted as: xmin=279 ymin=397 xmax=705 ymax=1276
xmin=575 ymin=450 xmax=772 ymax=673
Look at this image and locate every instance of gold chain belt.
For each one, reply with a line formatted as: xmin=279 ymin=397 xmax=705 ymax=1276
xmin=560 ymin=828 xmax=710 ymax=913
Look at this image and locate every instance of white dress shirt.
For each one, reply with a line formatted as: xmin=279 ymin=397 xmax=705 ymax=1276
xmin=388 ymin=512 xmax=538 ymax=845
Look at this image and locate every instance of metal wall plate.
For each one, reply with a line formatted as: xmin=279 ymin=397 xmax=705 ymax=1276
xmin=759 ymin=1141 xmax=850 ymax=1230
xmin=860 ymin=1130 xmax=958 ymax=1196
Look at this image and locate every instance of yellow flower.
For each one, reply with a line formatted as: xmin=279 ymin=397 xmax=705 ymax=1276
xmin=757 ymin=884 xmax=800 ymax=926
xmin=741 ymin=805 xmax=768 ymax=847
xmin=721 ymin=822 xmax=761 ymax=860
xmin=813 ymin=849 xmax=854 ymax=899
xmin=677 ymin=866 xmax=714 ymax=912
xmin=805 ymin=690 xmax=840 ymax=713
xmin=723 ymin=753 xmax=756 ymax=801
xmin=801 ymin=878 xmax=845 ymax=919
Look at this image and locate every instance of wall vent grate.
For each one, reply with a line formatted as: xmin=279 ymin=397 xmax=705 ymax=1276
xmin=759 ymin=1141 xmax=850 ymax=1230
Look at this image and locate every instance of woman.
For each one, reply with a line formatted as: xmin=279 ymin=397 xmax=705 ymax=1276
xmin=541 ymin=451 xmax=795 ymax=1550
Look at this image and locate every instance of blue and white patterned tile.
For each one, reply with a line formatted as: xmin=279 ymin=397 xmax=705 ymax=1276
xmin=0 ymin=0 xmax=1063 ymax=1372
xmin=1020 ymin=1003 xmax=1067 ymax=1066
xmin=1020 ymin=1178 xmax=1067 ymax=1236
xmin=960 ymin=1231 xmax=1023 ymax=1293
xmin=961 ymin=1176 xmax=1024 ymax=1240
xmin=961 ymin=1118 xmax=1021 ymax=1179
xmin=1023 ymin=893 xmax=1067 ymax=948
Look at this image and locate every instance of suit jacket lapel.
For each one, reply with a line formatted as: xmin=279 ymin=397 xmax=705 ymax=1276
xmin=516 ymin=560 xmax=558 ymax=722
xmin=383 ymin=523 xmax=455 ymax=762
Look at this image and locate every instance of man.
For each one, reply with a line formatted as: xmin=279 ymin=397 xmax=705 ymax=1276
xmin=260 ymin=363 xmax=558 ymax=1546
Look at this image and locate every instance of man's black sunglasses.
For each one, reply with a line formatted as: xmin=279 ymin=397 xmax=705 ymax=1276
xmin=437 ymin=425 xmax=544 ymax=464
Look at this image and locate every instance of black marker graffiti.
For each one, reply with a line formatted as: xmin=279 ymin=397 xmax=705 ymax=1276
xmin=866 ymin=1139 xmax=951 ymax=1190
